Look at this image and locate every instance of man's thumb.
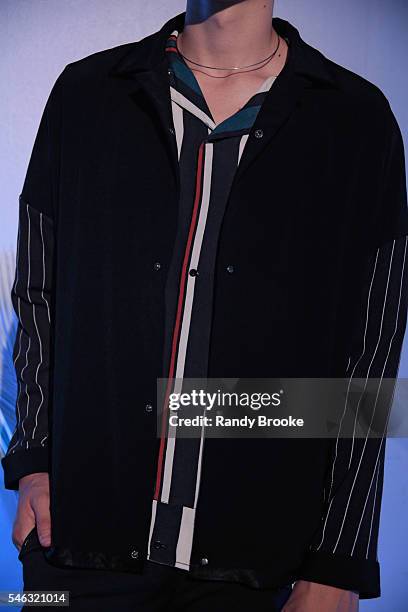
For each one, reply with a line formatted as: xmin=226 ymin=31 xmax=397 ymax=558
xmin=36 ymin=518 xmax=52 ymax=547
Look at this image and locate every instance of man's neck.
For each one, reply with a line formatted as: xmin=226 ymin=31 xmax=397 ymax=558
xmin=181 ymin=0 xmax=276 ymax=70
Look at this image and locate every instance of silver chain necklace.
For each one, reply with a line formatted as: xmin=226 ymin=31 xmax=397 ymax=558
xmin=175 ymin=31 xmax=282 ymax=76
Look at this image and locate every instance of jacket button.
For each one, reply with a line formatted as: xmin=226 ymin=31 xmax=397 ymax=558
xmin=226 ymin=265 xmax=234 ymax=274
xmin=189 ymin=268 xmax=199 ymax=277
xmin=154 ymin=262 xmax=161 ymax=271
xmin=130 ymin=550 xmax=139 ymax=559
xmin=254 ymin=129 xmax=263 ymax=138
xmin=145 ymin=403 xmax=153 ymax=413
xmin=169 ymin=127 xmax=175 ymax=135
xmin=200 ymin=557 xmax=209 ymax=566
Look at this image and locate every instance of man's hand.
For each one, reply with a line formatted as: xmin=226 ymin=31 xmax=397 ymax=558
xmin=282 ymin=580 xmax=359 ymax=612
xmin=13 ymin=472 xmax=51 ymax=551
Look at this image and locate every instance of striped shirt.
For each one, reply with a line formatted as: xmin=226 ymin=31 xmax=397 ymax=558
xmin=147 ymin=29 xmax=282 ymax=577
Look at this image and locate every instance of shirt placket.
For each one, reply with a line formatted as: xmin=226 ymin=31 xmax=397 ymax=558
xmin=147 ymin=31 xmax=276 ymax=571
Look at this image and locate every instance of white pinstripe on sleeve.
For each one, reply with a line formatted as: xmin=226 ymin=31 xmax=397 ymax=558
xmin=312 ymin=235 xmax=408 ymax=561
xmin=5 ymin=196 xmax=54 ymax=460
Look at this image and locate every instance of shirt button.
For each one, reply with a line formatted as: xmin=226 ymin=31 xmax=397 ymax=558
xmin=189 ymin=268 xmax=199 ymax=277
xmin=130 ymin=550 xmax=139 ymax=559
xmin=254 ymin=128 xmax=263 ymax=139
xmin=200 ymin=557 xmax=209 ymax=566
xmin=226 ymin=265 xmax=234 ymax=274
xmin=145 ymin=404 xmax=153 ymax=413
xmin=154 ymin=262 xmax=161 ymax=271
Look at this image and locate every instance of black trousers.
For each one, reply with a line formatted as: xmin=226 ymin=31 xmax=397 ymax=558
xmin=20 ymin=530 xmax=293 ymax=611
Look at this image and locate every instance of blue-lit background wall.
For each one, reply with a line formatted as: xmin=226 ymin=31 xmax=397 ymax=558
xmin=1 ymin=1 xmax=407 ymax=609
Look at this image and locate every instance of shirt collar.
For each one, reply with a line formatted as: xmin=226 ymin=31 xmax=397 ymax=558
xmin=110 ymin=11 xmax=337 ymax=89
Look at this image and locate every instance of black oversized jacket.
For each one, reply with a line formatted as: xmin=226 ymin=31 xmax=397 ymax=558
xmin=3 ymin=12 xmax=408 ymax=599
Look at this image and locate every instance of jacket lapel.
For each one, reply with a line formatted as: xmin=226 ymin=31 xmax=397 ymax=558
xmin=233 ymin=18 xmax=338 ymax=182
xmin=128 ymin=63 xmax=181 ymax=191
xmin=233 ymin=67 xmax=309 ymax=183
xmin=109 ymin=14 xmax=186 ymax=189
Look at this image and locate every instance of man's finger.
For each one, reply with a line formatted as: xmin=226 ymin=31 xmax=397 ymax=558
xmin=32 ymin=494 xmax=52 ymax=547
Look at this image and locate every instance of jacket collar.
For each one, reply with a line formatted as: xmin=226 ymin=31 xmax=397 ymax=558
xmin=108 ymin=12 xmax=337 ymax=188
xmin=110 ymin=11 xmax=337 ymax=89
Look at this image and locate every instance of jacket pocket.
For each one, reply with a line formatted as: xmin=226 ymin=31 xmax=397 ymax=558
xmin=18 ymin=526 xmax=41 ymax=561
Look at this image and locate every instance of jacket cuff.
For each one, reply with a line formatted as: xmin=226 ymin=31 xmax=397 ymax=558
xmin=296 ymin=551 xmax=380 ymax=599
xmin=1 ymin=447 xmax=49 ymax=490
